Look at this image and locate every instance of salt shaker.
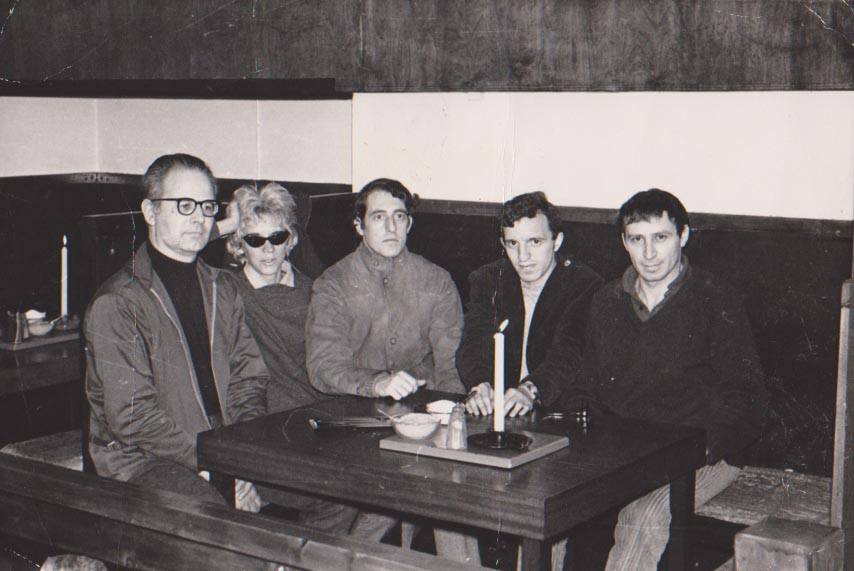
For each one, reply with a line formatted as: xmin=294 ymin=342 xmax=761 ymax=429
xmin=446 ymin=403 xmax=468 ymax=449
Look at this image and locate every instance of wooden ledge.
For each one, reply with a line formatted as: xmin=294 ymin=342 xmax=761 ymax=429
xmin=696 ymin=466 xmax=831 ymax=527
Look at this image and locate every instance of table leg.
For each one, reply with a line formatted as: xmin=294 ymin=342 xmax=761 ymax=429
xmin=664 ymin=470 xmax=696 ymax=570
xmin=210 ymin=472 xmax=235 ymax=507
xmin=520 ymin=537 xmax=550 ymax=571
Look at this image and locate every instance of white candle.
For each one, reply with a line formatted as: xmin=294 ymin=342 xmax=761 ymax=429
xmin=60 ymin=235 xmax=68 ymax=317
xmin=493 ymin=319 xmax=509 ymax=433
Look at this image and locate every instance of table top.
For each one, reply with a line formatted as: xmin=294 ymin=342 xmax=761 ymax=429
xmin=198 ymin=390 xmax=706 ymax=541
xmin=0 ymin=339 xmax=83 ymax=396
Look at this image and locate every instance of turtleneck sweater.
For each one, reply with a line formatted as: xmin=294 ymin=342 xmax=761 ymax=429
xmin=148 ymin=245 xmax=222 ymax=421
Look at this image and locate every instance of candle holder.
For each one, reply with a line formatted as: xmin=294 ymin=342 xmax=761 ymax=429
xmin=54 ymin=314 xmax=80 ymax=332
xmin=468 ymin=430 xmax=532 ymax=451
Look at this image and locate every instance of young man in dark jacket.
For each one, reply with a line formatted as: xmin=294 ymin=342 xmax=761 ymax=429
xmin=458 ymin=191 xmax=603 ymax=416
xmin=580 ymin=188 xmax=768 ymax=570
xmin=456 ymin=191 xmax=602 ymax=569
xmin=85 ymin=154 xmax=269 ymax=511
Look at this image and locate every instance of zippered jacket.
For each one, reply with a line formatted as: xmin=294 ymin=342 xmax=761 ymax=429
xmin=306 ymin=243 xmax=465 ymax=397
xmin=85 ymin=242 xmax=269 ymax=481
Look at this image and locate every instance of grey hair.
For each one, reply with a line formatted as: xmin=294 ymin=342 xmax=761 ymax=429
xmin=142 ymin=153 xmax=216 ymax=200
xmin=226 ymin=182 xmax=298 ymax=264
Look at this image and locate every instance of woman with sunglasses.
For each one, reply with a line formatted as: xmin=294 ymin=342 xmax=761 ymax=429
xmin=224 ymin=183 xmax=325 ymax=414
xmin=223 ymin=183 xmax=359 ymax=535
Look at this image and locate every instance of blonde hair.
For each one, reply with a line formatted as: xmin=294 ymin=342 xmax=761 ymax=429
xmin=226 ymin=183 xmax=298 ymax=264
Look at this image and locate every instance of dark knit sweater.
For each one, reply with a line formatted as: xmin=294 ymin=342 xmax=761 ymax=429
xmin=580 ymin=264 xmax=768 ymax=465
xmin=227 ymin=268 xmax=322 ymax=413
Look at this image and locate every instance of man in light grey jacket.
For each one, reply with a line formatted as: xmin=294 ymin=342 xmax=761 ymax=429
xmin=305 ymin=178 xmax=476 ymax=563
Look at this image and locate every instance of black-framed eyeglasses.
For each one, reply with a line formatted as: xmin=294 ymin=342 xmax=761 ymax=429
xmin=150 ymin=198 xmax=220 ymax=217
xmin=242 ymin=230 xmax=291 ymax=248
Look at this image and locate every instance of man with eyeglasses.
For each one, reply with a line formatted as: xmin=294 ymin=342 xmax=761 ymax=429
xmin=305 ymin=178 xmax=477 ymax=563
xmin=84 ymin=153 xmax=269 ymax=511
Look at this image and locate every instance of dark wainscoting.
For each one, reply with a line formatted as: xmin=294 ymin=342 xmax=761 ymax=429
xmin=1 ymin=176 xmax=850 ymax=476
xmin=0 ymin=173 xmax=349 ymax=317
xmin=309 ymin=194 xmax=853 ymax=476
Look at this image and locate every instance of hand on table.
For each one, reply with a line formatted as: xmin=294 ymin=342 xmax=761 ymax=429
xmin=465 ymin=382 xmax=494 ymax=415
xmin=235 ymin=479 xmax=261 ymax=513
xmin=504 ymin=383 xmax=537 ymax=417
xmin=374 ymin=370 xmax=426 ymax=400
xmin=465 ymin=382 xmax=538 ymax=417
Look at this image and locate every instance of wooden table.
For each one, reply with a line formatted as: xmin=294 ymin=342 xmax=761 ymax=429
xmin=0 ymin=339 xmax=83 ymax=397
xmin=198 ymin=391 xmax=706 ymax=570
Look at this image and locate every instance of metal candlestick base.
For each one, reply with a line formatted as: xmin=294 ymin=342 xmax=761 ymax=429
xmin=467 ymin=430 xmax=532 ymax=451
xmin=54 ymin=314 xmax=80 ymax=332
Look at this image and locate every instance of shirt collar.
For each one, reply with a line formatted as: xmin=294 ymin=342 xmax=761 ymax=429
xmin=622 ymin=256 xmax=691 ymax=319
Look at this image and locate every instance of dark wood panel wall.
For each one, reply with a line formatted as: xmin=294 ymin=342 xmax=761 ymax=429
xmin=1 ymin=175 xmax=850 ymax=476
xmin=0 ymin=0 xmax=851 ymax=91
xmin=307 ymin=193 xmax=853 ymax=476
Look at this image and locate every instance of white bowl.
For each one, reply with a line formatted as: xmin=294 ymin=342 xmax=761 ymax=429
xmin=392 ymin=413 xmax=440 ymax=440
xmin=27 ymin=319 xmax=55 ymax=336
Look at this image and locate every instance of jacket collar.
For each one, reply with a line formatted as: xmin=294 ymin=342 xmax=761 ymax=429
xmin=356 ymin=241 xmax=410 ymax=274
xmin=496 ymin=254 xmax=572 ymax=328
xmin=130 ymin=242 xmax=216 ymax=287
xmin=499 ymin=254 xmax=571 ymax=298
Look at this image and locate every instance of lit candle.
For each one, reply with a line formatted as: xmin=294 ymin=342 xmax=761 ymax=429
xmin=493 ymin=319 xmax=509 ymax=433
xmin=60 ymin=235 xmax=68 ymax=317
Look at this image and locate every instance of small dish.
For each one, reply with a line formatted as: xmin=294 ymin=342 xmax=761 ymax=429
xmin=27 ymin=320 xmax=55 ymax=336
xmin=392 ymin=413 xmax=440 ymax=440
xmin=426 ymin=399 xmax=456 ymax=425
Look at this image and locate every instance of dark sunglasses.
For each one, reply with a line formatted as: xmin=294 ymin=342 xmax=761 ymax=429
xmin=242 ymin=230 xmax=291 ymax=248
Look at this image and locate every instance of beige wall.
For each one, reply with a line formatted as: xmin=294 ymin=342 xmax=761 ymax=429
xmin=2 ymin=93 xmax=852 ymax=220
xmin=353 ymin=92 xmax=854 ymax=220
xmin=0 ymin=97 xmax=352 ymax=183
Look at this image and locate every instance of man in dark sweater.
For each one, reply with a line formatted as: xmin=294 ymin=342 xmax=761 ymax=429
xmin=578 ymin=189 xmax=768 ymax=570
xmin=85 ymin=154 xmax=268 ymax=512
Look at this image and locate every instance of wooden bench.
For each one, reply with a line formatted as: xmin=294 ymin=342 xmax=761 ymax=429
xmin=691 ymin=279 xmax=854 ymax=570
xmin=0 ymin=454 xmax=482 ymax=570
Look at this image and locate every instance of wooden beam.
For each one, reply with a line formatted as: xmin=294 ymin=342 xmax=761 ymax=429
xmin=832 ymin=280 xmax=854 ymax=568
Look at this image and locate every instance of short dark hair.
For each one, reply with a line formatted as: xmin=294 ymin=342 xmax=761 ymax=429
xmin=618 ymin=188 xmax=690 ymax=236
xmin=353 ymin=178 xmax=418 ymax=221
xmin=142 ymin=154 xmax=217 ymax=200
xmin=499 ymin=191 xmax=562 ymax=238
